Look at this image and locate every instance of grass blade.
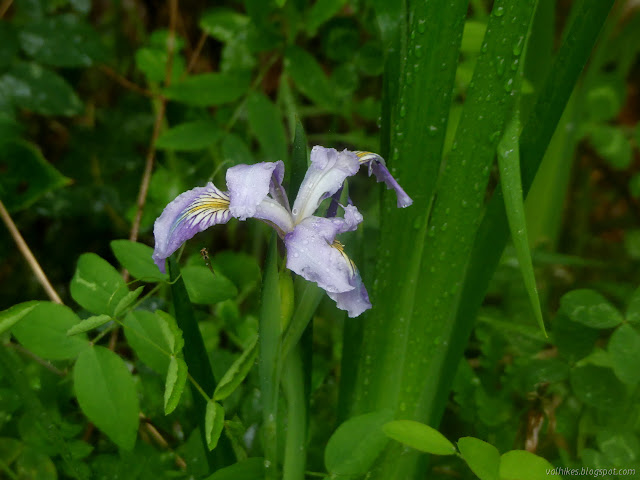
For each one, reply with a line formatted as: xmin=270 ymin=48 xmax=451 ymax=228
xmin=497 ymin=106 xmax=546 ymax=337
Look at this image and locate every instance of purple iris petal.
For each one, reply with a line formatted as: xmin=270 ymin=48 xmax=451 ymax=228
xmin=369 ymin=160 xmax=413 ymax=208
xmin=291 ymin=147 xmax=360 ymax=223
xmin=327 ymin=273 xmax=371 ymax=318
xmin=254 ymin=197 xmax=294 ymax=236
xmin=285 ymin=204 xmax=363 ymax=296
xmin=226 ymin=161 xmax=284 ymax=220
xmin=355 ymin=151 xmax=413 ymax=208
xmin=153 ymin=183 xmax=231 ymax=273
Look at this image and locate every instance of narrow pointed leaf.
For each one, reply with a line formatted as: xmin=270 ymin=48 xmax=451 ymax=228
xmin=497 ymin=109 xmax=546 ymax=336
xmin=66 ymin=314 xmax=112 ymax=336
xmin=168 ymin=256 xmax=233 ymax=467
xmin=164 ymin=356 xmax=188 ymax=414
xmin=205 ymin=401 xmax=225 ymax=451
xmin=203 ymin=458 xmax=265 ymax=480
xmin=113 ymin=286 xmax=144 ymax=317
xmin=288 ymin=116 xmax=308 ymax=205
xmin=259 ymin=234 xmax=282 ymax=479
xmin=213 ymin=335 xmax=259 ymax=401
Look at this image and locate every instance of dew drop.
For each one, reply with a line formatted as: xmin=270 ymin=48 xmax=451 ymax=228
xmin=513 ymin=35 xmax=524 ymax=56
xmin=494 ymin=5 xmax=505 ymax=16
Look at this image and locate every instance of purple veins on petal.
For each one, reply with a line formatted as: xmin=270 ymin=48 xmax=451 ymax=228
xmin=354 ymin=151 xmax=413 ymax=208
xmin=153 ymin=183 xmax=231 ymax=273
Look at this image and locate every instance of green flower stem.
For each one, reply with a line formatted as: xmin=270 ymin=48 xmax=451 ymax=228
xmin=259 ymin=235 xmax=283 ymax=480
xmin=281 ymin=280 xmax=323 ymax=363
xmin=282 ymin=344 xmax=307 ymax=480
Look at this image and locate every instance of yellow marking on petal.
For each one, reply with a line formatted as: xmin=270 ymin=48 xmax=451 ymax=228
xmin=172 ymin=191 xmax=231 ymax=232
xmin=332 ymin=239 xmax=357 ymax=276
xmin=354 ymin=151 xmax=383 ymax=165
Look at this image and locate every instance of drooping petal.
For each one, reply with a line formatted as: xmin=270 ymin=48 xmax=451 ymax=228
xmin=291 ymin=146 xmax=360 ymax=223
xmin=327 ymin=272 xmax=371 ymax=318
xmin=226 ymin=161 xmax=286 ymax=220
xmin=354 ymin=151 xmax=413 ymax=208
xmin=153 ymin=183 xmax=231 ymax=272
xmin=284 ymin=205 xmax=364 ymax=296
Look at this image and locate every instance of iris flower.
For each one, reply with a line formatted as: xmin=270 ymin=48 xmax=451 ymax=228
xmin=152 ymin=146 xmax=412 ymax=317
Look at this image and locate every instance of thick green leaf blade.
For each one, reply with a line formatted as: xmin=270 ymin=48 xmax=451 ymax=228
xmin=288 ymin=116 xmax=308 ymax=204
xmin=608 ymin=324 xmax=640 ymax=386
xmin=203 ymin=457 xmax=264 ymax=480
xmin=246 ymin=92 xmax=287 ymax=163
xmin=259 ymin=234 xmax=282 ymax=480
xmin=0 ymin=141 xmax=70 ymax=212
xmin=164 ymin=356 xmax=188 ymax=415
xmin=66 ymin=314 xmax=112 ymax=336
xmin=497 ymin=109 xmax=546 ymax=337
xmin=155 ymin=120 xmax=221 ymax=151
xmin=74 ymin=346 xmax=140 ymax=450
xmin=499 ymin=450 xmax=557 ymax=480
xmin=324 ymin=410 xmax=392 ymax=476
xmin=168 ymin=256 xmax=233 ymax=468
xmin=458 ymin=437 xmax=500 ymax=480
xmin=559 ymin=289 xmax=623 ymax=329
xmin=0 ymin=61 xmax=83 ymax=116
xmin=11 ymin=302 xmax=89 ymax=360
xmin=182 ymin=266 xmax=238 ymax=304
xmin=70 ymin=253 xmax=129 ymax=316
xmin=213 ymin=335 xmax=259 ymax=401
xmin=111 ymin=240 xmax=168 ymax=282
xmin=205 ymin=401 xmax=225 ymax=451
xmin=382 ymin=420 xmax=456 ymax=455
xmin=0 ymin=301 xmax=40 ymax=336
xmin=163 ymin=73 xmax=250 ymax=107
xmin=454 ymin=0 xmax=616 ymax=423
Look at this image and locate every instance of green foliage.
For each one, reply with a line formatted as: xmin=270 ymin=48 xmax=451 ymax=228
xmin=324 ymin=410 xmax=392 ymax=476
xmin=73 ymin=346 xmax=140 ymax=450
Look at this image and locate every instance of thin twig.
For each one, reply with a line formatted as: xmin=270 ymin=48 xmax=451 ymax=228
xmin=128 ymin=0 xmax=178 ymax=245
xmin=0 ymin=0 xmax=13 ymax=18
xmin=7 ymin=342 xmax=67 ymax=377
xmin=99 ymin=65 xmax=155 ymax=98
xmin=139 ymin=413 xmax=187 ymax=469
xmin=185 ymin=32 xmax=208 ymax=76
xmin=0 ymin=199 xmax=63 ymax=304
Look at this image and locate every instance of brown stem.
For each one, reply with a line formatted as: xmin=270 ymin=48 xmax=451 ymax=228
xmin=128 ymin=0 xmax=178 ymax=246
xmin=140 ymin=413 xmax=187 ymax=469
xmin=0 ymin=200 xmax=63 ymax=304
xmin=0 ymin=0 xmax=13 ymax=18
xmin=99 ymin=65 xmax=155 ymax=98
xmin=185 ymin=32 xmax=208 ymax=76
